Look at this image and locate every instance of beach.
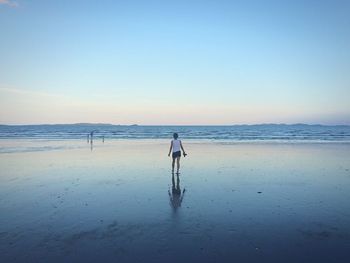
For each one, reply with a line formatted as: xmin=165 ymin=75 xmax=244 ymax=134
xmin=1 ymin=139 xmax=350 ymax=262
xmin=2 ymin=0 xmax=350 ymax=261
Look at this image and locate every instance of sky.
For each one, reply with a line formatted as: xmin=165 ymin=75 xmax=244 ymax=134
xmin=0 ymin=0 xmax=349 ymax=125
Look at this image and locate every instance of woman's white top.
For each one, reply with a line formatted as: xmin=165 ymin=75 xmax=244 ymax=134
xmin=172 ymin=139 xmax=181 ymax=152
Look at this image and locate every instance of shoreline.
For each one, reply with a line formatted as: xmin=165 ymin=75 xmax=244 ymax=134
xmin=1 ymin=137 xmax=350 ymax=143
xmin=1 ymin=138 xmax=350 ymax=155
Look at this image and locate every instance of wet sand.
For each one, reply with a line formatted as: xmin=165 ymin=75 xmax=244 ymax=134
xmin=0 ymin=140 xmax=350 ymax=263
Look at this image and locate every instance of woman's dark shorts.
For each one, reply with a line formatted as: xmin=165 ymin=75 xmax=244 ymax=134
xmin=172 ymin=151 xmax=181 ymax=159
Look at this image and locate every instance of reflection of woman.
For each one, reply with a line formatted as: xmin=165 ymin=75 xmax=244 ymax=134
xmin=168 ymin=173 xmax=186 ymax=212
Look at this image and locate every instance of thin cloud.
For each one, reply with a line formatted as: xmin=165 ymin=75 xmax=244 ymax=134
xmin=0 ymin=0 xmax=18 ymax=8
xmin=0 ymin=87 xmax=71 ymax=100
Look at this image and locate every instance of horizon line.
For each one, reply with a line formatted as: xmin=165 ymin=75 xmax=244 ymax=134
xmin=1 ymin=122 xmax=349 ymax=127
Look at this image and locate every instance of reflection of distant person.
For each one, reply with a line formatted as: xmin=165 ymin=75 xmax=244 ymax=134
xmin=168 ymin=133 xmax=187 ymax=173
xmin=168 ymin=173 xmax=185 ymax=212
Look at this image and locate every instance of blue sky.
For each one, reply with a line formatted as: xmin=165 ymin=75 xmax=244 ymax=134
xmin=0 ymin=0 xmax=349 ymax=124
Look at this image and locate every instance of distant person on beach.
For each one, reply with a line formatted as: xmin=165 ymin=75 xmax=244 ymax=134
xmin=168 ymin=133 xmax=187 ymax=173
xmin=90 ymin=131 xmax=94 ymax=142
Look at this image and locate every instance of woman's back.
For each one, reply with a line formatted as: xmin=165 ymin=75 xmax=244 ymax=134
xmin=172 ymin=139 xmax=181 ymax=152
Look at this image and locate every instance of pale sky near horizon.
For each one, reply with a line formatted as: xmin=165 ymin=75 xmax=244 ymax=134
xmin=0 ymin=0 xmax=349 ymax=125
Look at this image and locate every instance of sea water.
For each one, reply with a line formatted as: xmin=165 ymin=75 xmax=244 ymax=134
xmin=0 ymin=124 xmax=349 ymax=142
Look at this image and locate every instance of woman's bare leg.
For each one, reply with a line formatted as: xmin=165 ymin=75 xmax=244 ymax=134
xmin=176 ymin=157 xmax=180 ymax=173
xmin=172 ymin=158 xmax=175 ymax=172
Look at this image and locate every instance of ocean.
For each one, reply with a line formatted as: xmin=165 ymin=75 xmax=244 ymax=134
xmin=0 ymin=123 xmax=350 ymax=142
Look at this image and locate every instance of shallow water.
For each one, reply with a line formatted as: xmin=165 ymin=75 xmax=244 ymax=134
xmin=0 ymin=140 xmax=350 ymax=262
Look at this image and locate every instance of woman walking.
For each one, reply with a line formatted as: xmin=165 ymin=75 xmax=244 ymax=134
xmin=168 ymin=133 xmax=187 ymax=173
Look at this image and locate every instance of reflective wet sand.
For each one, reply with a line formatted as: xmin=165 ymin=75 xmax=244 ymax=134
xmin=1 ymin=140 xmax=350 ymax=262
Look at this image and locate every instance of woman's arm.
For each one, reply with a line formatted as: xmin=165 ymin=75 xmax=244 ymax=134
xmin=168 ymin=141 xmax=173 ymax=156
xmin=180 ymin=141 xmax=187 ymax=156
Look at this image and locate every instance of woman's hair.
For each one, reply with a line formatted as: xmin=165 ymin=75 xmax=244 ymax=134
xmin=173 ymin=133 xmax=178 ymax=139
